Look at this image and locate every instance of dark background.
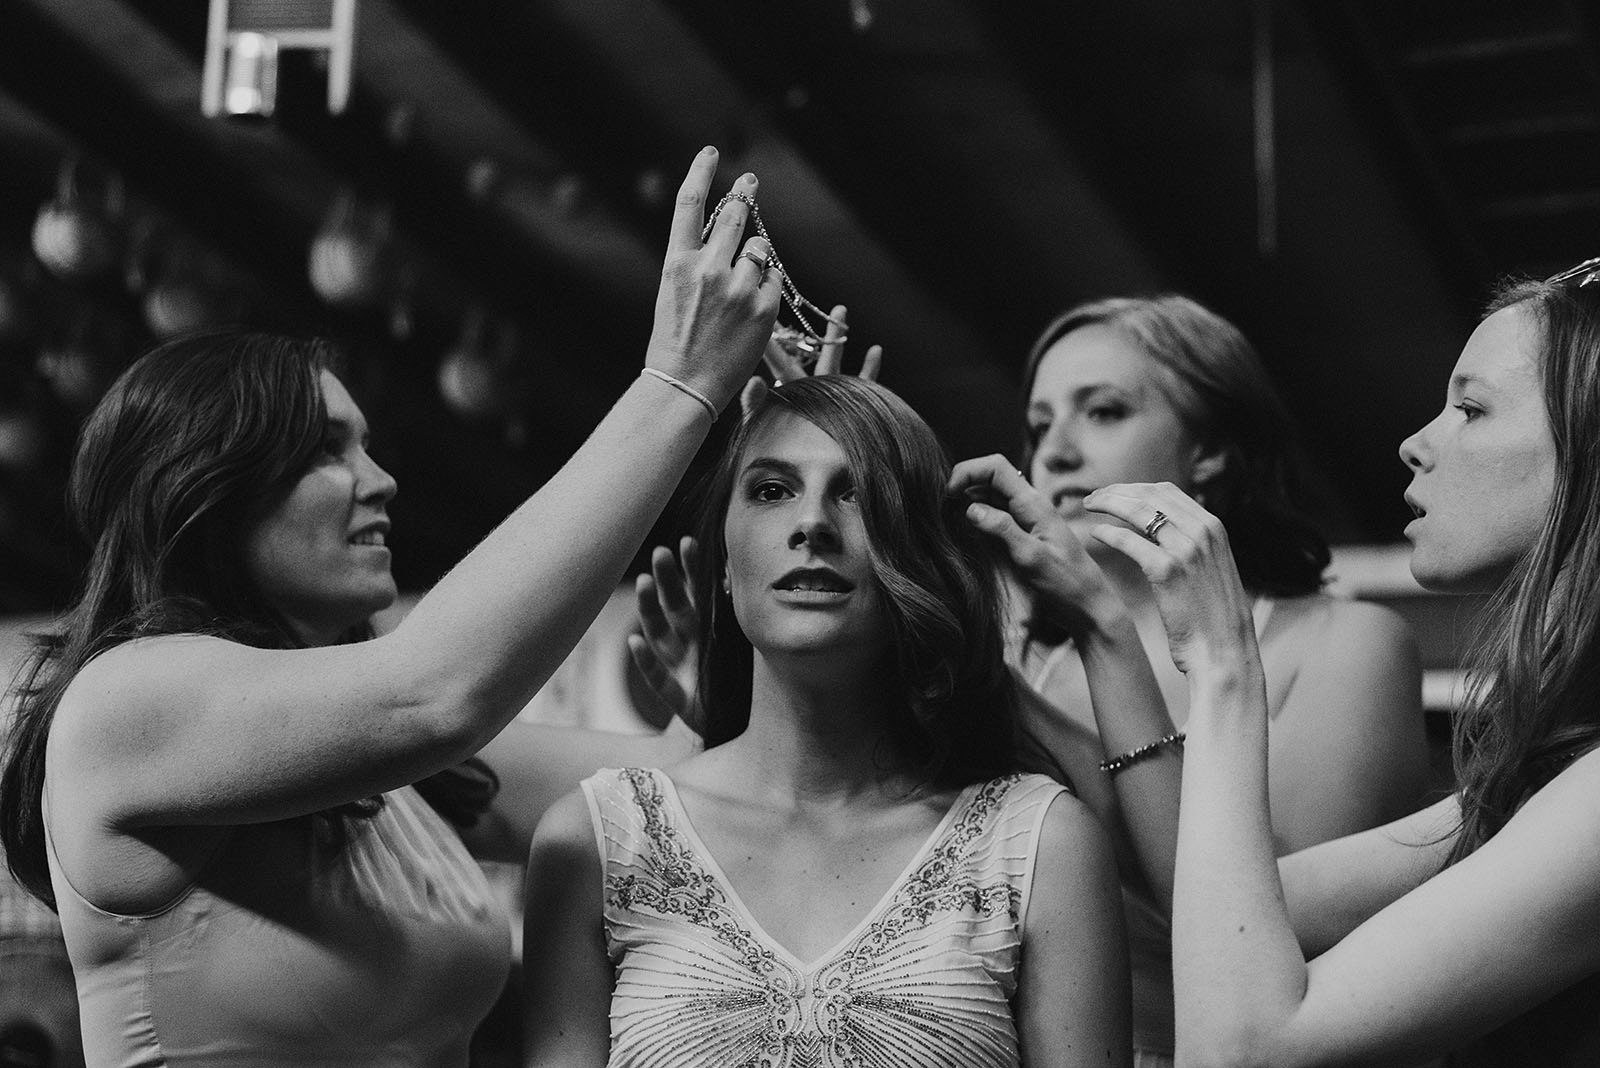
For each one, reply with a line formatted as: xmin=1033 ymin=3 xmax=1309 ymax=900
xmin=1 ymin=0 xmax=1594 ymax=612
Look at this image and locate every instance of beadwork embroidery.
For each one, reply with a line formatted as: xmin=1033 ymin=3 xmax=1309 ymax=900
xmin=601 ymin=768 xmax=1042 ymax=1068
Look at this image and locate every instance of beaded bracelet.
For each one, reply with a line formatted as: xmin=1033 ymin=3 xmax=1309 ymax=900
xmin=1099 ymin=731 xmax=1185 ymax=776
xmin=640 ymin=367 xmax=717 ymax=423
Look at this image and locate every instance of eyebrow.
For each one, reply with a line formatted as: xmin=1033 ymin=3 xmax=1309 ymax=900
xmin=1029 ymin=382 xmax=1139 ymax=410
xmin=1451 ymin=372 xmax=1492 ymax=393
xmin=740 ymin=456 xmax=800 ymax=478
xmin=739 ymin=456 xmax=854 ymax=487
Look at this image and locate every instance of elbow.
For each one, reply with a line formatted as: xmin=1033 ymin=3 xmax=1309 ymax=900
xmin=377 ymin=653 xmax=494 ymax=763
xmin=1178 ymin=1018 xmax=1294 ymax=1068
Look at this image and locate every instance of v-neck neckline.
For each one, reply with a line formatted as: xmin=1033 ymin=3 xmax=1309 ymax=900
xmin=650 ymin=769 xmax=980 ymax=973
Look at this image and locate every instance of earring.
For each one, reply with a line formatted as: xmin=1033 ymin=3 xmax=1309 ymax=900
xmin=721 ymin=574 xmax=732 ymax=595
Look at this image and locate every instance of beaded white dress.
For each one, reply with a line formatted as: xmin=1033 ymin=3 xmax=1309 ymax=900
xmin=581 ymin=767 xmax=1066 ymax=1068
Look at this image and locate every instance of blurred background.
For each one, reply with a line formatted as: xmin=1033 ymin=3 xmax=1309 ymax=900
xmin=0 ymin=0 xmax=1593 ymax=615
xmin=2 ymin=0 xmax=1589 ymax=1061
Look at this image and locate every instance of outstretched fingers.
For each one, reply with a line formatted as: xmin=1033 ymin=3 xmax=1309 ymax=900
xmin=762 ymin=335 xmax=808 ymax=384
xmin=668 ymin=147 xmax=720 ymax=252
xmin=858 ymin=344 xmax=883 ymax=382
xmin=815 ymin=305 xmax=850 ymax=375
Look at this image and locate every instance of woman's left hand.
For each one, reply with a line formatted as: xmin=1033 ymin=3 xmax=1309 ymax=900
xmin=1084 ymin=482 xmax=1256 ymax=677
xmin=948 ymin=455 xmax=1124 ymax=638
xmin=740 ymin=304 xmax=885 ymax=413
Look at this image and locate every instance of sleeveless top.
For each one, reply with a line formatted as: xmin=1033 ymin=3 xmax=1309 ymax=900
xmin=583 ymin=767 xmax=1067 ymax=1068
xmin=1027 ymin=597 xmax=1277 ymax=1062
xmin=45 ymin=785 xmax=511 ymax=1068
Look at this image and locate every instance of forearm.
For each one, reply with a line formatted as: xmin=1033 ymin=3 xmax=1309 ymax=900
xmin=1173 ymin=663 xmax=1308 ymax=1067
xmin=383 ymin=376 xmax=715 ymax=745
xmin=1075 ymin=615 xmax=1182 ymax=906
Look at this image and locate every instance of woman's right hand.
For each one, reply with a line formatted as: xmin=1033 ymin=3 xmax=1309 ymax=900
xmin=1084 ymin=481 xmax=1257 ymax=678
xmin=645 ymin=150 xmax=783 ymax=413
xmin=947 ymin=456 xmax=1125 ymax=638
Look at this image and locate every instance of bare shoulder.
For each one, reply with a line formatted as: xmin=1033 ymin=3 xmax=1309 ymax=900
xmin=52 ymin=634 xmax=231 ymax=744
xmin=1271 ymin=592 xmax=1414 ymax=651
xmin=1024 ymin=786 xmax=1121 ymax=942
xmin=1523 ymin=745 xmax=1600 ymax=822
xmin=1264 ymin=594 xmax=1419 ymax=690
xmin=1033 ymin=785 xmax=1114 ymax=868
xmin=530 ymin=787 xmax=598 ymax=851
xmin=526 ymin=787 xmax=602 ymax=884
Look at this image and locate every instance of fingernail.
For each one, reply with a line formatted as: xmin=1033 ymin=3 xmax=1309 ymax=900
xmin=701 ymin=145 xmax=717 ymax=156
xmin=739 ymin=172 xmax=757 ymax=185
xmin=967 ymin=502 xmax=990 ymax=521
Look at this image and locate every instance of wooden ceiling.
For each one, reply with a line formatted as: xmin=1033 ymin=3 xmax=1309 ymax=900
xmin=0 ymin=0 xmax=1595 ymax=612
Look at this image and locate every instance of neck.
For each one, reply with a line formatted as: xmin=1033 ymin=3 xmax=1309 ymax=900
xmin=727 ymin=653 xmax=905 ymax=802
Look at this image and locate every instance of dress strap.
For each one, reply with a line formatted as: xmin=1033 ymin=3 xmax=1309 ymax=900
xmin=1251 ymin=596 xmax=1276 ymax=638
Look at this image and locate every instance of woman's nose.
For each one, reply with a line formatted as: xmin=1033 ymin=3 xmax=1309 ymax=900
xmin=1398 ymin=416 xmax=1435 ymax=473
xmin=788 ymin=498 xmax=840 ymax=550
xmin=1035 ymin=421 xmax=1082 ymax=473
xmin=357 ymin=450 xmax=398 ymax=504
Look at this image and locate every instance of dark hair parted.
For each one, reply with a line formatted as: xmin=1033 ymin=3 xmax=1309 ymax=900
xmin=689 ymin=376 xmax=1020 ymax=789
xmin=0 ymin=332 xmax=487 ymax=908
xmin=1448 ymin=276 xmax=1600 ymax=864
xmin=1021 ymin=295 xmax=1330 ymax=596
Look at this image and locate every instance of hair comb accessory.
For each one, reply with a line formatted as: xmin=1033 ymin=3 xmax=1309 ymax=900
xmin=701 ymin=190 xmax=847 ymax=364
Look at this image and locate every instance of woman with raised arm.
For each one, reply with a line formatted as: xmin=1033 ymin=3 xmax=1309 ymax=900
xmin=0 ymin=150 xmax=779 ymax=1068
xmin=637 ymin=296 xmax=1429 ymax=1068
xmin=1088 ymin=263 xmax=1600 ymax=1066
xmin=523 ymin=376 xmax=1130 ymax=1068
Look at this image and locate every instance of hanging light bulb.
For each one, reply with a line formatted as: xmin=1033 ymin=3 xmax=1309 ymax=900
xmin=32 ymin=159 xmax=122 ymax=283
xmin=437 ymin=306 xmax=501 ymax=420
xmin=308 ymin=192 xmax=392 ymax=307
xmin=0 ymin=407 xmax=48 ymax=473
xmin=221 ymin=32 xmax=279 ymax=119
xmin=37 ymin=329 xmax=111 ymax=409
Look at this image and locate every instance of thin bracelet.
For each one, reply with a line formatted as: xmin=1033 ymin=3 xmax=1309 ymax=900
xmin=1099 ymin=731 xmax=1185 ymax=776
xmin=640 ymin=367 xmax=717 ymax=422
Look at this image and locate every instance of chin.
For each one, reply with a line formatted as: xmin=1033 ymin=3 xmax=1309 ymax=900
xmin=1407 ymin=552 xmax=1508 ymax=596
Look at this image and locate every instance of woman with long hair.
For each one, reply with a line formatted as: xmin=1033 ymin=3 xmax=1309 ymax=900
xmin=1088 ymin=263 xmax=1600 ymax=1065
xmin=0 ymin=151 xmax=779 ymax=1067
xmin=522 ymin=376 xmax=1130 ymax=1067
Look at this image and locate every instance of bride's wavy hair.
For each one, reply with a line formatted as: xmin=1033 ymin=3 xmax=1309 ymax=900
xmin=1448 ymin=272 xmax=1600 ymax=864
xmin=0 ymin=332 xmax=490 ymax=908
xmin=688 ymin=376 xmax=1020 ymax=789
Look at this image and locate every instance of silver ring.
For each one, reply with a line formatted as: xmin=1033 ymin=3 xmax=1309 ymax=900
xmin=1143 ymin=510 xmax=1170 ymax=542
xmin=737 ymin=249 xmax=769 ymax=273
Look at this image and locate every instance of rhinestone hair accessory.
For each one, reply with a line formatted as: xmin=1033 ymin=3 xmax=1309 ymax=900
xmin=701 ymin=191 xmax=847 ymax=362
xmin=1544 ymin=256 xmax=1600 ymax=288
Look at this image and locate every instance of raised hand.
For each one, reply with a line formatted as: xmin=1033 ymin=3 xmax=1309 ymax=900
xmin=740 ymin=304 xmax=885 ymax=415
xmin=627 ymin=537 xmax=703 ymax=721
xmin=1084 ymin=482 xmax=1257 ymax=676
xmin=947 ymin=455 xmax=1124 ymax=638
xmin=647 ymin=150 xmax=783 ymax=413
